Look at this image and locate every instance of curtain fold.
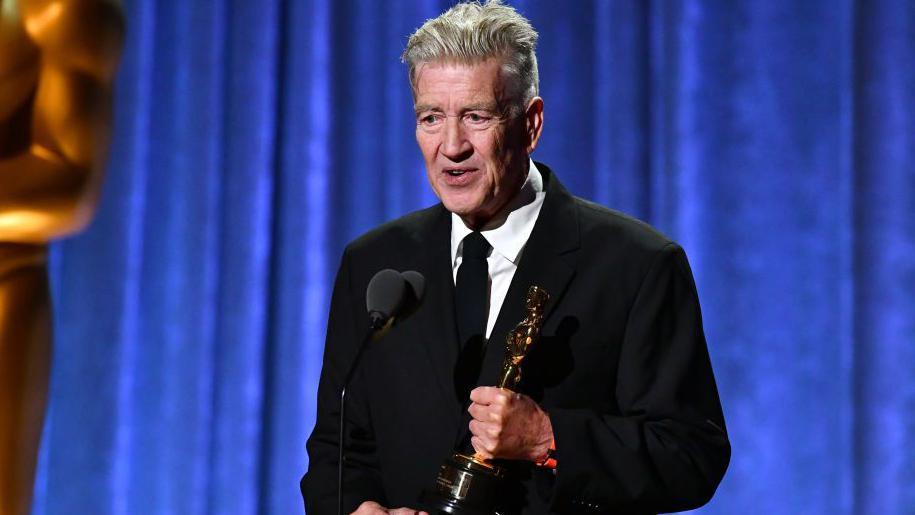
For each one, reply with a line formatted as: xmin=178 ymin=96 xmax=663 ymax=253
xmin=30 ymin=1 xmax=914 ymax=513
xmin=853 ymin=1 xmax=915 ymax=511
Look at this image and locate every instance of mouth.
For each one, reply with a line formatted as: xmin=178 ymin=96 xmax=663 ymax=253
xmin=442 ymin=168 xmax=477 ymax=176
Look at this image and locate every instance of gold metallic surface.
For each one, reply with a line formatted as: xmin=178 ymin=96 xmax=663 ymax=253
xmin=496 ymin=285 xmax=549 ymax=390
xmin=454 ymin=453 xmax=496 ymax=471
xmin=0 ymin=1 xmax=123 ymax=513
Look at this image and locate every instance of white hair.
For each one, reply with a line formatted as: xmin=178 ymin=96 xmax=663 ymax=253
xmin=401 ymin=0 xmax=540 ymax=109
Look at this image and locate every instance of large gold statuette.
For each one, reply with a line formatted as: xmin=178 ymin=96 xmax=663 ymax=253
xmin=422 ymin=286 xmax=550 ymax=515
xmin=1 ymin=2 xmax=124 ymax=514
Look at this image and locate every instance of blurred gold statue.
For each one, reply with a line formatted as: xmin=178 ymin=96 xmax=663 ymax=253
xmin=0 ymin=1 xmax=123 ymax=513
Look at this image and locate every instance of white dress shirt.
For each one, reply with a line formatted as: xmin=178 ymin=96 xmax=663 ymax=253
xmin=450 ymin=160 xmax=546 ymax=339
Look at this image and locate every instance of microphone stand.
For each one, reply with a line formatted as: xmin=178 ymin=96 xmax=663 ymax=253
xmin=339 ymin=314 xmax=388 ymax=515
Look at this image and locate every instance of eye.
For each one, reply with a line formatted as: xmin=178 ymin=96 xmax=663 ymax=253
xmin=465 ymin=112 xmax=490 ymax=124
xmin=418 ymin=113 xmax=443 ymax=126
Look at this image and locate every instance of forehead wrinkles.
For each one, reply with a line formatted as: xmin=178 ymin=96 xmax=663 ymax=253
xmin=413 ymin=61 xmax=511 ymax=111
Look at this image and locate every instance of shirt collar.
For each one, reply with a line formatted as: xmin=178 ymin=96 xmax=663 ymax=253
xmin=451 ymin=159 xmax=546 ymax=266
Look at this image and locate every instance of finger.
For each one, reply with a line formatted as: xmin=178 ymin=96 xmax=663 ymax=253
xmin=487 ymin=404 xmax=504 ymax=423
xmin=468 ymin=418 xmax=481 ymax=436
xmin=471 ymin=436 xmax=493 ymax=459
xmin=469 ymin=386 xmax=503 ymax=404
xmin=352 ymin=501 xmax=387 ymax=514
xmin=470 ymin=401 xmax=505 ymax=425
xmin=486 ymin=387 xmax=512 ymax=405
xmin=494 ymin=389 xmax=513 ymax=406
xmin=470 ymin=386 xmax=514 ymax=405
xmin=471 ymin=399 xmax=510 ymax=427
xmin=467 ymin=402 xmax=485 ymax=421
xmin=470 ymin=417 xmax=500 ymax=437
xmin=482 ymin=433 xmax=499 ymax=453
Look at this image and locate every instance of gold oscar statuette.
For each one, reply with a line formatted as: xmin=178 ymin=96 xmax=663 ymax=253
xmin=422 ymin=285 xmax=550 ymax=515
xmin=1 ymin=1 xmax=124 ymax=514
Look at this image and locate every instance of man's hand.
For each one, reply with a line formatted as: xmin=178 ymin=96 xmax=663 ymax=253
xmin=468 ymin=386 xmax=553 ymax=461
xmin=351 ymin=501 xmax=429 ymax=515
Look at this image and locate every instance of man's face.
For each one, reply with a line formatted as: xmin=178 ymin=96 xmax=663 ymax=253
xmin=413 ymin=58 xmax=542 ymax=228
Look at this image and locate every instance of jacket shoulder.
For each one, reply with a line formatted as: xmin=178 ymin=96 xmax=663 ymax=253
xmin=343 ymin=204 xmax=443 ymax=259
xmin=572 ymin=197 xmax=677 ymax=256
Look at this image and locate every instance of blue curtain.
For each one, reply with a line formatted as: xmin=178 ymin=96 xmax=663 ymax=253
xmin=30 ymin=1 xmax=914 ymax=514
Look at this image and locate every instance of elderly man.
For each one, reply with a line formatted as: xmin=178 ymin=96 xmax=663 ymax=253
xmin=302 ymin=2 xmax=729 ymax=514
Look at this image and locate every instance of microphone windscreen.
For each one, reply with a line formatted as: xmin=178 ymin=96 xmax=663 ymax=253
xmin=401 ymin=270 xmax=425 ymax=304
xmin=366 ymin=269 xmax=406 ymax=320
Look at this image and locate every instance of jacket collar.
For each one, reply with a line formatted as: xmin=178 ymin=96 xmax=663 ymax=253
xmin=474 ymin=162 xmax=580 ymax=392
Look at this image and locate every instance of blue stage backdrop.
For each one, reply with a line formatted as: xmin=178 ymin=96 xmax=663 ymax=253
xmin=30 ymin=1 xmax=914 ymax=514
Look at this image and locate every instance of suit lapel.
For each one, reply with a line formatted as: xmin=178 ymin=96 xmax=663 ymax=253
xmin=476 ymin=164 xmax=581 ymax=391
xmin=412 ymin=205 xmax=463 ymax=422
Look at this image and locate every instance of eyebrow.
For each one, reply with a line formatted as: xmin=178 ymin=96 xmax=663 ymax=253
xmin=413 ymin=104 xmax=441 ymax=114
xmin=463 ymin=102 xmax=500 ymax=112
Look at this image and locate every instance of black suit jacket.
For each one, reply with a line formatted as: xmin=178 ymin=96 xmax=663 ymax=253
xmin=302 ymin=164 xmax=730 ymax=514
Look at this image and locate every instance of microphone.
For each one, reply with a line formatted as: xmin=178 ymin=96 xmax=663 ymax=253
xmin=402 ymin=270 xmax=426 ymax=311
xmin=366 ymin=268 xmax=426 ymax=329
xmin=339 ymin=269 xmax=425 ymax=515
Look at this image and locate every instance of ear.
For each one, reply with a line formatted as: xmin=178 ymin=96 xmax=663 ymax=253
xmin=523 ymin=97 xmax=544 ymax=154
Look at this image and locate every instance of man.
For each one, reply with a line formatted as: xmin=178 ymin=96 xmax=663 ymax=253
xmin=302 ymin=2 xmax=729 ymax=514
xmin=0 ymin=1 xmax=123 ymax=514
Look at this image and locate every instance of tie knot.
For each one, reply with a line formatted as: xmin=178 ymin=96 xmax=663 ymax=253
xmin=462 ymin=232 xmax=490 ymax=260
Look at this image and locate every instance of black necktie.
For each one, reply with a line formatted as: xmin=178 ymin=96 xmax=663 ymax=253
xmin=453 ymin=232 xmax=491 ymax=404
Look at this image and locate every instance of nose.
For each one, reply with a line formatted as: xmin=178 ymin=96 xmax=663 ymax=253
xmin=441 ymin=116 xmax=473 ymax=161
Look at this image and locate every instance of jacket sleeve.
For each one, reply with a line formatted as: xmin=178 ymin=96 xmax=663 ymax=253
xmin=302 ymin=249 xmax=386 ymax=514
xmin=548 ymin=243 xmax=730 ymax=513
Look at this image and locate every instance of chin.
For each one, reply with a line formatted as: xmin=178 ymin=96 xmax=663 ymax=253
xmin=436 ymin=185 xmax=500 ymax=221
xmin=442 ymin=201 xmax=476 ymax=217
xmin=438 ymin=191 xmax=474 ymax=212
